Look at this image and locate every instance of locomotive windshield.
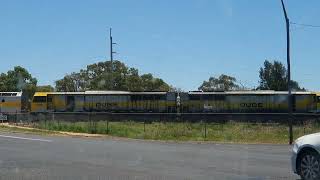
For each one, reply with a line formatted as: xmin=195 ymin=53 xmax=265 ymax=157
xmin=33 ymin=96 xmax=46 ymax=103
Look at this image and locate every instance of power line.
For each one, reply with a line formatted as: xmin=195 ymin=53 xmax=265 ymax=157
xmin=290 ymin=22 xmax=320 ymax=28
xmin=290 ymin=25 xmax=307 ymax=32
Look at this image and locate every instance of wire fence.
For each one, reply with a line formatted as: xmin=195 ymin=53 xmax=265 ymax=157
xmin=2 ymin=112 xmax=320 ymax=143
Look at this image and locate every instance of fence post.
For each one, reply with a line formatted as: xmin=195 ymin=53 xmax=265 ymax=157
xmin=204 ymin=120 xmax=207 ymax=139
xmin=44 ymin=114 xmax=47 ymax=129
xmin=56 ymin=113 xmax=60 ymax=128
xmin=27 ymin=112 xmax=30 ymax=126
xmin=93 ymin=114 xmax=97 ymax=134
xmin=220 ymin=120 xmax=224 ymax=134
xmin=181 ymin=115 xmax=186 ymax=136
xmin=15 ymin=110 xmax=18 ymax=125
xmin=203 ymin=115 xmax=207 ymax=139
xmin=144 ymin=118 xmax=146 ymax=133
xmin=106 ymin=119 xmax=109 ymax=134
xmin=88 ymin=112 xmax=91 ymax=133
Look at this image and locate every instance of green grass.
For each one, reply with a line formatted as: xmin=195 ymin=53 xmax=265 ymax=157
xmin=11 ymin=120 xmax=320 ymax=144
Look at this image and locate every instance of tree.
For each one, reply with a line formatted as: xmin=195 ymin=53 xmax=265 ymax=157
xmin=36 ymin=85 xmax=54 ymax=92
xmin=0 ymin=66 xmax=38 ymax=110
xmin=290 ymin=80 xmax=306 ymax=91
xmin=258 ymin=60 xmax=305 ymax=91
xmin=139 ymin=73 xmax=170 ymax=91
xmin=0 ymin=73 xmax=7 ymax=91
xmin=169 ymin=86 xmax=183 ymax=92
xmin=152 ymin=78 xmax=171 ymax=91
xmin=198 ymin=74 xmax=241 ymax=91
xmin=55 ymin=60 xmax=171 ymax=92
xmin=126 ymin=68 xmax=142 ymax=91
xmin=140 ymin=73 xmax=154 ymax=91
xmin=0 ymin=66 xmax=37 ymax=91
xmin=55 ymin=73 xmax=83 ymax=92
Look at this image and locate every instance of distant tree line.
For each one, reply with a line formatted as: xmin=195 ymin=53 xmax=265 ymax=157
xmin=55 ymin=60 xmax=170 ymax=92
xmin=0 ymin=59 xmax=306 ymax=105
xmin=198 ymin=60 xmax=305 ymax=91
xmin=0 ymin=60 xmax=171 ymax=98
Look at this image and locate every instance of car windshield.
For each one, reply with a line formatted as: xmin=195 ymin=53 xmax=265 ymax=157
xmin=0 ymin=0 xmax=320 ymax=179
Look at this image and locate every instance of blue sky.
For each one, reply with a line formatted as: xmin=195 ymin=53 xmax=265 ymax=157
xmin=0 ymin=0 xmax=319 ymax=91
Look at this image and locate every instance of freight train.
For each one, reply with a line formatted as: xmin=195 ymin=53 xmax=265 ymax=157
xmin=0 ymin=91 xmax=319 ymax=114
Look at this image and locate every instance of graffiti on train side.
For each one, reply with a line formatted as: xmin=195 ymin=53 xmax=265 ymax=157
xmin=203 ymin=102 xmax=264 ymax=110
xmin=96 ymin=102 xmax=118 ymax=109
xmin=240 ymin=103 xmax=263 ymax=108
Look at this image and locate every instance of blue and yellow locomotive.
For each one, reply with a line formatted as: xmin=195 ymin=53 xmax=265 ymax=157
xmin=28 ymin=90 xmax=320 ymax=114
xmin=1 ymin=90 xmax=319 ymax=114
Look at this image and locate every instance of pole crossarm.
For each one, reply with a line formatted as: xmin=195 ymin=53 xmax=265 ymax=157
xmin=109 ymin=28 xmax=117 ymax=90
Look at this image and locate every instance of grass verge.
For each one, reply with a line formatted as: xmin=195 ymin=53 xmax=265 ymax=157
xmin=5 ymin=120 xmax=320 ymax=144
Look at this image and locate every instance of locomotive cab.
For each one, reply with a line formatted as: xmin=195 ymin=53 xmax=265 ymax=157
xmin=31 ymin=92 xmax=48 ymax=113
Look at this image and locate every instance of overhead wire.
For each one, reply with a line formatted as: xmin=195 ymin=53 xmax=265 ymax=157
xmin=290 ymin=22 xmax=320 ymax=28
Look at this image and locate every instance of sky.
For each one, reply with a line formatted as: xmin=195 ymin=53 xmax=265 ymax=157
xmin=0 ymin=0 xmax=319 ymax=91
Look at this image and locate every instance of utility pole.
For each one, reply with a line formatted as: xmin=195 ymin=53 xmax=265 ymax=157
xmin=281 ymin=0 xmax=293 ymax=145
xmin=109 ymin=28 xmax=117 ymax=90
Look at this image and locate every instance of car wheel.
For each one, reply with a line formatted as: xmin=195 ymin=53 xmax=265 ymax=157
xmin=299 ymin=151 xmax=320 ymax=180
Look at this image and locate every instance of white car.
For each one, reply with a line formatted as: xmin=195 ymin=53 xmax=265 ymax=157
xmin=292 ymin=133 xmax=320 ymax=180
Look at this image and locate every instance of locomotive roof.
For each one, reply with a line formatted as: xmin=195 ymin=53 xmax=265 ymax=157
xmin=34 ymin=92 xmax=85 ymax=96
xmin=0 ymin=92 xmax=22 ymax=96
xmin=85 ymin=91 xmax=167 ymax=95
xmin=188 ymin=91 xmax=315 ymax=95
xmin=33 ymin=91 xmax=316 ymax=96
xmin=34 ymin=91 xmax=168 ymax=95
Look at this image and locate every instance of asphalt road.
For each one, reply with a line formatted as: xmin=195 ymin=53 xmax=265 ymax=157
xmin=0 ymin=132 xmax=299 ymax=180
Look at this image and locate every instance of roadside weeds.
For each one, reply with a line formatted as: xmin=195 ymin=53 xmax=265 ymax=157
xmin=0 ymin=123 xmax=294 ymax=145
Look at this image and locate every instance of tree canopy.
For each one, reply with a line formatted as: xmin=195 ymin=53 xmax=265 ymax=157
xmin=198 ymin=74 xmax=243 ymax=91
xmin=0 ymin=66 xmax=37 ymax=92
xmin=36 ymin=85 xmax=54 ymax=92
xmin=0 ymin=59 xmax=308 ymax=98
xmin=55 ymin=60 xmax=171 ymax=92
xmin=258 ymin=60 xmax=305 ymax=91
xmin=0 ymin=66 xmax=38 ymax=110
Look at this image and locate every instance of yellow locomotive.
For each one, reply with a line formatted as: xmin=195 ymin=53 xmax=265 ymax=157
xmin=1 ymin=91 xmax=319 ymax=114
xmin=31 ymin=91 xmax=175 ymax=113
xmin=29 ymin=90 xmax=320 ymax=114
xmin=183 ymin=91 xmax=317 ymax=113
